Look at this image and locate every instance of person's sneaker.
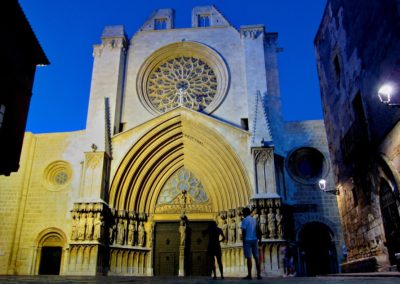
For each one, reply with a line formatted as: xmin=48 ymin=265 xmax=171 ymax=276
xmin=242 ymin=275 xmax=252 ymax=280
xmin=257 ymin=275 xmax=262 ymax=280
xmin=221 ymin=275 xmax=224 ymax=280
xmin=213 ymin=276 xmax=217 ymax=280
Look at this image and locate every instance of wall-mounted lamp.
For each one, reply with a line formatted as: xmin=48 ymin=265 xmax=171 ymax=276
xmin=318 ymin=179 xmax=339 ymax=195
xmin=378 ymin=83 xmax=400 ymax=107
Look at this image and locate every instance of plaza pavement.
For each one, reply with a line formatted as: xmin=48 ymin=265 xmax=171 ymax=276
xmin=0 ymin=273 xmax=399 ymax=284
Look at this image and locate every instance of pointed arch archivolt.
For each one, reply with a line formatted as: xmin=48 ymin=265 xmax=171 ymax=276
xmin=109 ymin=111 xmax=251 ymax=214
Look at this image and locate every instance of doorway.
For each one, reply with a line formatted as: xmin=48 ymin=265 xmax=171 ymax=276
xmin=298 ymin=222 xmax=337 ymax=276
xmin=379 ymin=179 xmax=400 ymax=265
xmin=38 ymin=246 xmax=62 ymax=275
xmin=153 ymin=221 xmax=211 ymax=276
xmin=185 ymin=221 xmax=211 ymax=276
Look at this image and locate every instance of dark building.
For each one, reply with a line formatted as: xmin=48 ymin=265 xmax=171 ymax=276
xmin=0 ymin=0 xmax=49 ymax=175
xmin=315 ymin=0 xmax=400 ymax=272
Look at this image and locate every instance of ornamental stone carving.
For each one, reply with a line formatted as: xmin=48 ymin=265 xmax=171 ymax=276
xmin=267 ymin=208 xmax=276 ymax=239
xmin=229 ymin=218 xmax=236 ymax=244
xmin=222 ymin=219 xmax=228 ymax=244
xmin=147 ymin=56 xmax=217 ymax=112
xmin=138 ymin=222 xmax=145 ymax=247
xmin=93 ymin=213 xmax=104 ymax=241
xmin=276 ymin=208 xmax=283 ymax=239
xmin=127 ymin=220 xmax=135 ymax=246
xmin=78 ymin=213 xmax=86 ymax=241
xmin=240 ymin=25 xmax=264 ymax=39
xmin=260 ymin=209 xmax=267 ymax=238
xmin=137 ymin=42 xmax=229 ymax=115
xmin=117 ymin=219 xmax=125 ymax=245
xmin=179 ymin=220 xmax=186 ymax=246
xmin=156 ymin=168 xmax=210 ymax=213
xmin=70 ymin=202 xmax=107 ymax=243
xmin=85 ymin=212 xmax=94 ymax=240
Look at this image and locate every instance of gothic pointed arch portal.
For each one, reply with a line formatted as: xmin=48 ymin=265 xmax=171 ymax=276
xmin=109 ymin=109 xmax=251 ymax=218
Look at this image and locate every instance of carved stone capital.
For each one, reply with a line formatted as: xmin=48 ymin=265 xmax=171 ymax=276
xmin=240 ymin=25 xmax=264 ymax=39
xmin=253 ymin=147 xmax=274 ymax=162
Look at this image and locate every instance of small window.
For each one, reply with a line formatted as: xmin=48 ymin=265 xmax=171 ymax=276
xmin=0 ymin=104 xmax=5 ymax=128
xmin=333 ymin=55 xmax=341 ymax=79
xmin=154 ymin=18 xmax=167 ymax=30
xmin=241 ymin=118 xmax=249 ymax=130
xmin=198 ymin=14 xmax=210 ymax=27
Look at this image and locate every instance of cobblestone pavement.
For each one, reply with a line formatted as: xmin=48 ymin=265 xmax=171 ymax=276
xmin=0 ymin=275 xmax=399 ymax=284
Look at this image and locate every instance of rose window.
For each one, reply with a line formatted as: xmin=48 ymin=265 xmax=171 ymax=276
xmin=147 ymin=56 xmax=218 ymax=112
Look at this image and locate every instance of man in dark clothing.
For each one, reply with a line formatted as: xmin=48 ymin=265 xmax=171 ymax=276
xmin=205 ymin=221 xmax=225 ymax=279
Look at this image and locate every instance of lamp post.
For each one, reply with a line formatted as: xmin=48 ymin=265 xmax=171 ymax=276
xmin=318 ymin=179 xmax=339 ymax=195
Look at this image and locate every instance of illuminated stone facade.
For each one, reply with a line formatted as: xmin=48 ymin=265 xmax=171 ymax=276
xmin=0 ymin=6 xmax=342 ymax=276
xmin=315 ymin=0 xmax=400 ymax=272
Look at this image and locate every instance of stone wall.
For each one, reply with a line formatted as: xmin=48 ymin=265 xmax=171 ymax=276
xmin=315 ymin=0 xmax=400 ymax=271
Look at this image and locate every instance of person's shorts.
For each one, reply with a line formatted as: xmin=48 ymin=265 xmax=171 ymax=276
xmin=243 ymin=240 xmax=259 ymax=259
xmin=284 ymin=258 xmax=293 ymax=269
xmin=207 ymin=245 xmax=222 ymax=257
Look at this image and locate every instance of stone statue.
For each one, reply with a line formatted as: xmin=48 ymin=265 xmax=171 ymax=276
xmin=117 ymin=219 xmax=125 ymax=245
xmin=218 ymin=216 xmax=225 ymax=232
xmin=71 ymin=213 xmax=78 ymax=240
xmin=77 ymin=213 xmax=86 ymax=241
xmin=275 ymin=208 xmax=283 ymax=239
xmin=138 ymin=222 xmax=145 ymax=247
xmin=222 ymin=219 xmax=228 ymax=244
xmin=252 ymin=209 xmax=259 ymax=223
xmin=229 ymin=218 xmax=236 ymax=243
xmin=85 ymin=212 xmax=94 ymax=240
xmin=268 ymin=208 xmax=276 ymax=239
xmin=260 ymin=209 xmax=267 ymax=238
xmin=237 ymin=216 xmax=243 ymax=242
xmin=179 ymin=220 xmax=186 ymax=246
xmin=109 ymin=223 xmax=116 ymax=244
xmin=127 ymin=220 xmax=135 ymax=246
xmin=147 ymin=224 xmax=153 ymax=248
xmin=93 ymin=213 xmax=102 ymax=241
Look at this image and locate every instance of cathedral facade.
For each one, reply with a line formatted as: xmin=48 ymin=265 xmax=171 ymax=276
xmin=0 ymin=6 xmax=342 ymax=276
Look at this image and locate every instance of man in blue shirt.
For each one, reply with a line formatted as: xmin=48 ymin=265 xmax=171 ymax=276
xmin=241 ymin=207 xmax=262 ymax=280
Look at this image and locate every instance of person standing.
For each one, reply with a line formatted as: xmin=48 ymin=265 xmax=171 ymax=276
xmin=204 ymin=221 xmax=225 ymax=280
xmin=241 ymin=207 xmax=262 ymax=280
xmin=283 ymin=243 xmax=296 ymax=277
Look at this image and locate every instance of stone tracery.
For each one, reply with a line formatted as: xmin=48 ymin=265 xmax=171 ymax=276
xmin=157 ymin=167 xmax=208 ymax=205
xmin=147 ymin=56 xmax=218 ymax=112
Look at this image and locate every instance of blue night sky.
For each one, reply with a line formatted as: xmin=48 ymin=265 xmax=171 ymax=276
xmin=19 ymin=0 xmax=327 ymax=134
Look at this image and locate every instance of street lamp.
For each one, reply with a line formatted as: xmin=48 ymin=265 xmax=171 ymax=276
xmin=378 ymin=83 xmax=400 ymax=107
xmin=318 ymin=179 xmax=339 ymax=195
